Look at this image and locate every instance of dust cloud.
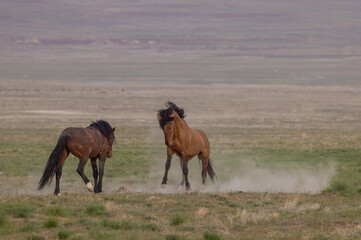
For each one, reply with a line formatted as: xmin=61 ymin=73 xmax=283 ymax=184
xmin=103 ymin=160 xmax=336 ymax=194
xmin=3 ymin=158 xmax=336 ymax=196
xmin=204 ymin=161 xmax=336 ymax=194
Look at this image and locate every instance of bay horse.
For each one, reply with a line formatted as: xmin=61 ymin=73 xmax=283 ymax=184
xmin=157 ymin=102 xmax=216 ymax=191
xmin=38 ymin=120 xmax=115 ymax=195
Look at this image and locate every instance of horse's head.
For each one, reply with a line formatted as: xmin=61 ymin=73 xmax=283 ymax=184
xmin=107 ymin=128 xmax=116 ymax=158
xmin=157 ymin=102 xmax=185 ymax=147
xmin=158 ymin=110 xmax=176 ymax=147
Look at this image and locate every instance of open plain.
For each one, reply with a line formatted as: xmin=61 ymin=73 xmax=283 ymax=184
xmin=1 ymin=0 xmax=361 ymax=239
xmin=1 ymin=77 xmax=361 ymax=240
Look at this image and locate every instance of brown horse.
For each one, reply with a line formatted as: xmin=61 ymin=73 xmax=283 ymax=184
xmin=157 ymin=102 xmax=216 ymax=191
xmin=38 ymin=120 xmax=115 ymax=195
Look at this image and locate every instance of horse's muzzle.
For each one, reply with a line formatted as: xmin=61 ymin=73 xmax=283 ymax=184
xmin=165 ymin=140 xmax=172 ymax=147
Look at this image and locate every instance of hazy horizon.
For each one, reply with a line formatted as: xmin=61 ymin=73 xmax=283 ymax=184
xmin=1 ymin=0 xmax=361 ymax=85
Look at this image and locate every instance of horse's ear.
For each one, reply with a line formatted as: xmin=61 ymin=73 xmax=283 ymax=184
xmin=112 ymin=127 xmax=116 ymax=132
xmin=169 ymin=111 xmax=175 ymax=118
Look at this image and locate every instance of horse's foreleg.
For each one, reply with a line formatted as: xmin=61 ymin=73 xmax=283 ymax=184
xmin=96 ymin=158 xmax=106 ymax=193
xmin=76 ymin=158 xmax=92 ymax=192
xmin=161 ymin=148 xmax=174 ymax=188
xmin=91 ymin=158 xmax=98 ymax=193
xmin=177 ymin=158 xmax=185 ymax=191
xmin=177 ymin=174 xmax=186 ymax=192
xmin=182 ymin=159 xmax=191 ymax=191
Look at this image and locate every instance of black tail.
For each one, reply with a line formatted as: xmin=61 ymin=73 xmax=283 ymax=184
xmin=38 ymin=135 xmax=67 ymax=191
xmin=207 ymin=158 xmax=217 ymax=183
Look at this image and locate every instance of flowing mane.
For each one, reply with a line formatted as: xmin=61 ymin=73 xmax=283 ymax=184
xmin=157 ymin=101 xmax=186 ymax=128
xmin=89 ymin=120 xmax=115 ymax=141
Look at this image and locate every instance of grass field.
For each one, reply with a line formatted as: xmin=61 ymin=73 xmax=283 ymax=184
xmin=1 ymin=81 xmax=361 ymax=239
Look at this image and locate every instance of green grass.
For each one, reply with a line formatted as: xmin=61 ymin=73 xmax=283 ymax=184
xmin=58 ymin=229 xmax=72 ymax=239
xmin=43 ymin=217 xmax=58 ymax=228
xmin=45 ymin=206 xmax=67 ymax=217
xmin=85 ymin=201 xmax=108 ymax=216
xmin=102 ymin=219 xmax=121 ymax=230
xmin=170 ymin=214 xmax=186 ymax=226
xmin=2 ymin=203 xmax=35 ymax=219
xmin=165 ymin=235 xmax=185 ymax=240
xmin=20 ymin=220 xmax=39 ymax=233
xmin=0 ymin=212 xmax=6 ymax=227
xmin=119 ymin=219 xmax=133 ymax=230
xmin=203 ymin=232 xmax=224 ymax=240
xmin=27 ymin=235 xmax=45 ymax=240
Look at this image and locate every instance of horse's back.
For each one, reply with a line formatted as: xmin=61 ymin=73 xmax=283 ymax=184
xmin=60 ymin=127 xmax=101 ymax=158
xmin=194 ymin=129 xmax=209 ymax=142
xmin=188 ymin=128 xmax=210 ymax=155
xmin=60 ymin=127 xmax=87 ymax=140
xmin=196 ymin=129 xmax=210 ymax=148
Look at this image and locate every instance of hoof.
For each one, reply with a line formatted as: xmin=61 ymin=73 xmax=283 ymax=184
xmin=86 ymin=182 xmax=93 ymax=192
xmin=55 ymin=193 xmax=61 ymax=196
xmin=200 ymin=184 xmax=206 ymax=191
xmin=161 ymin=184 xmax=167 ymax=188
xmin=177 ymin=185 xmax=184 ymax=192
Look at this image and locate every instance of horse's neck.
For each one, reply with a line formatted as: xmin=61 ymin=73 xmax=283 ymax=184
xmin=174 ymin=117 xmax=189 ymax=139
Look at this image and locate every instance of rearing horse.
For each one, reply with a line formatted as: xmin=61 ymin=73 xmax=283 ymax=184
xmin=38 ymin=120 xmax=115 ymax=195
xmin=157 ymin=102 xmax=216 ymax=191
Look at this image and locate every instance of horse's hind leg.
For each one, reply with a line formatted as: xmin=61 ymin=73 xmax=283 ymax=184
xmin=91 ymin=158 xmax=98 ymax=193
xmin=76 ymin=158 xmax=92 ymax=192
xmin=54 ymin=149 xmax=69 ymax=196
xmin=198 ymin=153 xmax=209 ymax=191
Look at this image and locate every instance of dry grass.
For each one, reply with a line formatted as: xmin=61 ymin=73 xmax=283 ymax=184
xmin=283 ymin=193 xmax=301 ymax=210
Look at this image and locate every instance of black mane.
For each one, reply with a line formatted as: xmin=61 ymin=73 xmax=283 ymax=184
xmin=89 ymin=120 xmax=114 ymax=141
xmin=157 ymin=101 xmax=185 ymax=128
